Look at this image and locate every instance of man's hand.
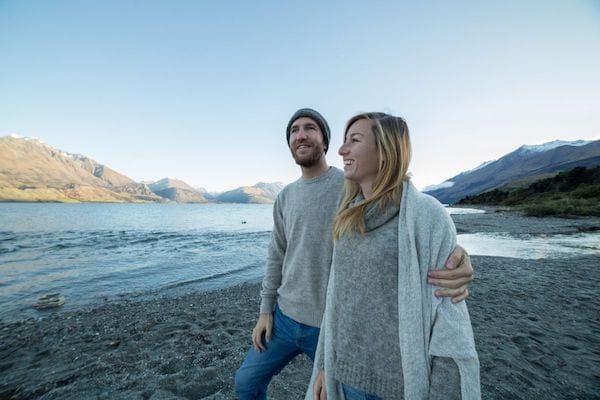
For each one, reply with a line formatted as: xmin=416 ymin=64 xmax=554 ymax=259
xmin=313 ymin=369 xmax=327 ymax=400
xmin=251 ymin=313 xmax=273 ymax=352
xmin=428 ymin=244 xmax=474 ymax=303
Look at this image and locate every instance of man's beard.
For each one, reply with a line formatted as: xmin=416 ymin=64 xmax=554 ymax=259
xmin=291 ymin=142 xmax=325 ymax=167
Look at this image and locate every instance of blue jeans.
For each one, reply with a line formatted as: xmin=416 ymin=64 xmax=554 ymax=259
xmin=234 ymin=306 xmax=320 ymax=400
xmin=342 ymin=384 xmax=385 ymax=400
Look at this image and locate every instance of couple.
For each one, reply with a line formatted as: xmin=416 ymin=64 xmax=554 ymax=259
xmin=235 ymin=109 xmax=480 ymax=399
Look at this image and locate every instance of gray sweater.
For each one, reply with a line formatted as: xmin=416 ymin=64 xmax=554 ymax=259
xmin=330 ymin=198 xmax=404 ymax=398
xmin=260 ymin=167 xmax=344 ymax=327
xmin=307 ymin=181 xmax=480 ymax=400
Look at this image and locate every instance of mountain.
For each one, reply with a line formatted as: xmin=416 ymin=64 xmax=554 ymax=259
xmin=214 ymin=182 xmax=284 ymax=204
xmin=423 ymin=139 xmax=600 ymax=204
xmin=457 ymin=166 xmax=600 ymax=217
xmin=0 ymin=135 xmax=162 ymax=203
xmin=148 ymin=178 xmax=208 ymax=203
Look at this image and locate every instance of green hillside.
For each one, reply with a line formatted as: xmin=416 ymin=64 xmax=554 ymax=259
xmin=457 ymin=166 xmax=600 ymax=217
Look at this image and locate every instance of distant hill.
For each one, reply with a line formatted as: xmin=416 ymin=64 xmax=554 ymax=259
xmin=423 ymin=139 xmax=600 ymax=204
xmin=0 ymin=135 xmax=286 ymax=203
xmin=148 ymin=178 xmax=208 ymax=203
xmin=458 ymin=166 xmax=600 ymax=217
xmin=0 ymin=136 xmax=161 ymax=203
xmin=214 ymin=182 xmax=284 ymax=204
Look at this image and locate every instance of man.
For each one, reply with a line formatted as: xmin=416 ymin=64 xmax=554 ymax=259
xmin=234 ymin=108 xmax=473 ymax=399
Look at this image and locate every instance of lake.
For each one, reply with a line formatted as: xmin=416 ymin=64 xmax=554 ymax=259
xmin=1 ymin=203 xmax=598 ymax=321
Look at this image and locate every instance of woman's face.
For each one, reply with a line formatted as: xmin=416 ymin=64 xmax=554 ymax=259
xmin=338 ymin=118 xmax=380 ymax=192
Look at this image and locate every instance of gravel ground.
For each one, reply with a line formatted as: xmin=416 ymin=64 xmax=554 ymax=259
xmin=1 ymin=211 xmax=599 ymax=399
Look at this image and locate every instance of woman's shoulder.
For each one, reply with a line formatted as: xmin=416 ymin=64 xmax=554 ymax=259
xmin=405 ymin=181 xmax=447 ymax=217
xmin=402 ymin=181 xmax=457 ymax=257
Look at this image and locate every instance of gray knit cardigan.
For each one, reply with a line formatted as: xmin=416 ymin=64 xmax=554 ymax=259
xmin=306 ymin=181 xmax=481 ymax=400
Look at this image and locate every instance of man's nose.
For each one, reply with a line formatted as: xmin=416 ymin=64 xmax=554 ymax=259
xmin=296 ymin=129 xmax=308 ymax=139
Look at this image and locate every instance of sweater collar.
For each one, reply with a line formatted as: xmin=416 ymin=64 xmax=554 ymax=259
xmin=300 ymin=166 xmax=336 ymax=184
xmin=350 ymin=194 xmax=400 ymax=232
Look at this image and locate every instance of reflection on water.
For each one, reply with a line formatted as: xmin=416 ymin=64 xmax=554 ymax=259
xmin=457 ymin=232 xmax=600 ymax=259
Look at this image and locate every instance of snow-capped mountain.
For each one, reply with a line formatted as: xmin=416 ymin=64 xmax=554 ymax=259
xmin=519 ymin=139 xmax=592 ymax=154
xmin=423 ymin=139 xmax=600 ymax=204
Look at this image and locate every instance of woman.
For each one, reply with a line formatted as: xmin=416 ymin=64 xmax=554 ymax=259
xmin=307 ymin=113 xmax=480 ymax=400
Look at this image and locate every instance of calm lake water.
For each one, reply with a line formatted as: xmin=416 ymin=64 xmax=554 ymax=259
xmin=1 ymin=203 xmax=598 ymax=321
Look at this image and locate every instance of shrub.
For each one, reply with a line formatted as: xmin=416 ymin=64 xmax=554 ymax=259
xmin=524 ymin=205 xmax=557 ymax=217
xmin=572 ymin=184 xmax=600 ymax=199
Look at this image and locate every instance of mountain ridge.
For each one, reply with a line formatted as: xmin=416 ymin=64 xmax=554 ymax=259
xmin=423 ymin=139 xmax=600 ymax=204
xmin=212 ymin=182 xmax=284 ymax=204
xmin=457 ymin=166 xmax=600 ymax=217
xmin=0 ymin=135 xmax=282 ymax=203
xmin=0 ymin=136 xmax=162 ymax=203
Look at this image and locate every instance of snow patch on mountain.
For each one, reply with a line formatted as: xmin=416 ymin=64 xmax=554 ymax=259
xmin=520 ymin=139 xmax=592 ymax=154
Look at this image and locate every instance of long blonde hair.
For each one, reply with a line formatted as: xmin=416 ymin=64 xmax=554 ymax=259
xmin=332 ymin=112 xmax=411 ymax=240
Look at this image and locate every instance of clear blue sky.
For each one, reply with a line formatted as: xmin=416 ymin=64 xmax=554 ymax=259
xmin=1 ymin=0 xmax=599 ymax=191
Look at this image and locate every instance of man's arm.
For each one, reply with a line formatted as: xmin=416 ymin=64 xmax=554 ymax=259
xmin=428 ymin=244 xmax=474 ymax=303
xmin=252 ymin=197 xmax=287 ymax=351
xmin=259 ymin=197 xmax=287 ymax=313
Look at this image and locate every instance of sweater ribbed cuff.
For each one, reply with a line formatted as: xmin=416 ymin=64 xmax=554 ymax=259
xmin=259 ymin=297 xmax=276 ymax=314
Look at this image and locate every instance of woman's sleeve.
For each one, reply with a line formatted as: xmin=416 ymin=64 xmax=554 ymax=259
xmin=304 ymin=253 xmax=336 ymax=400
xmin=315 ymin=251 xmax=336 ymax=370
xmin=314 ymin=317 xmax=326 ymax=369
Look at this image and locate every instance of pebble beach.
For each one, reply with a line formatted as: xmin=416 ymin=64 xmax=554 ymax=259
xmin=1 ymin=210 xmax=599 ymax=399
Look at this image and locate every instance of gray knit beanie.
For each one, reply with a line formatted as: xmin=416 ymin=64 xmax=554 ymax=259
xmin=286 ymin=108 xmax=331 ymax=153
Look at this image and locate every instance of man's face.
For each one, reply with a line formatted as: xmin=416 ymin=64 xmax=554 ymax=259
xmin=289 ymin=117 xmax=325 ymax=167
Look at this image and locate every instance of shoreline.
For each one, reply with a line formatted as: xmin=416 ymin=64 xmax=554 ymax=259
xmin=451 ymin=206 xmax=600 ymax=234
xmin=2 ymin=255 xmax=598 ymax=399
xmin=2 ymin=212 xmax=600 ymax=399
